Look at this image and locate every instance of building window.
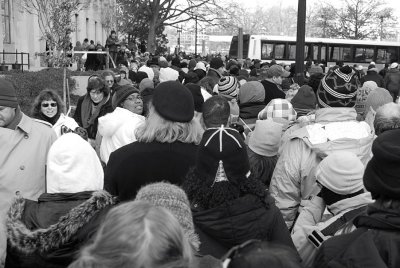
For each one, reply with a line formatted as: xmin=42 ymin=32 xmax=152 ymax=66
xmin=2 ymin=0 xmax=11 ymax=43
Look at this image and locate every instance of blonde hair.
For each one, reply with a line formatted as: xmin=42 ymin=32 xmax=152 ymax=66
xmin=136 ymin=103 xmax=204 ymax=145
xmin=69 ymin=201 xmax=193 ymax=268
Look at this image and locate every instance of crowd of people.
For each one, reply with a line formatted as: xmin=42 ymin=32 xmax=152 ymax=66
xmin=1 ymin=47 xmax=400 ymax=268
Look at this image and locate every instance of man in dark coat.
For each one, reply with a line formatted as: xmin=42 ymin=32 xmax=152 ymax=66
xmin=206 ymin=57 xmax=225 ymax=88
xmin=360 ymin=64 xmax=384 ymax=87
xmin=383 ymin=62 xmax=400 ymax=101
xmin=260 ymin=65 xmax=290 ymax=104
xmin=104 ymin=81 xmax=202 ymax=201
xmin=313 ymin=129 xmax=400 ymax=268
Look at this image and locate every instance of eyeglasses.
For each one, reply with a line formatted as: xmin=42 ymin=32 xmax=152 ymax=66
xmin=41 ymin=102 xmax=57 ymax=108
xmin=89 ymin=90 xmax=102 ymax=95
xmin=105 ymin=79 xmax=114 ymax=84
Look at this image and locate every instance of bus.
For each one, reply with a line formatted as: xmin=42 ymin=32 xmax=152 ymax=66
xmin=229 ymin=34 xmax=400 ymax=69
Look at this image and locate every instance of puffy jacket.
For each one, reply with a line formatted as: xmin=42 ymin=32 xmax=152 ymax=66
xmin=291 ymin=193 xmax=373 ymax=268
xmin=384 ymin=68 xmax=400 ymax=99
xmin=5 ymin=191 xmax=115 ymax=268
xmin=98 ymin=107 xmax=145 ymax=164
xmin=193 ymin=194 xmax=296 ymax=258
xmin=313 ymin=203 xmax=400 ymax=268
xmin=270 ymin=107 xmax=374 ymax=229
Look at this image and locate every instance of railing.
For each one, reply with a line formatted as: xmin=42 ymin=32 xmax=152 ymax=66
xmin=0 ymin=49 xmax=30 ymax=72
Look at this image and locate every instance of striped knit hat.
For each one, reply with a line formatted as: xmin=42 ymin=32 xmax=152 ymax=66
xmin=217 ymin=76 xmax=240 ymax=100
xmin=135 ymin=182 xmax=200 ymax=250
xmin=317 ymin=66 xmax=360 ymax=108
xmin=0 ymin=79 xmax=18 ymax=108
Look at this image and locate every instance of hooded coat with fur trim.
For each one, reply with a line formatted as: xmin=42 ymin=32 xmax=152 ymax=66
xmin=5 ymin=190 xmax=115 ymax=268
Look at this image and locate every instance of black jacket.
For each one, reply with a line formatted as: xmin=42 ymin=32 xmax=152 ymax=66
xmin=73 ymin=95 xmax=113 ymax=139
xmin=360 ymin=71 xmax=384 ymax=87
xmin=260 ymin=80 xmax=286 ymax=104
xmin=384 ymin=69 xmax=400 ymax=98
xmin=313 ymin=204 xmax=400 ymax=268
xmin=239 ymin=102 xmax=265 ymax=120
xmin=104 ymin=141 xmax=198 ymax=202
xmin=6 ymin=191 xmax=115 ymax=268
xmin=193 ymin=194 xmax=296 ymax=258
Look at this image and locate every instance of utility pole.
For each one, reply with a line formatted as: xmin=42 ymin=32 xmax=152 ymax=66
xmin=295 ymin=0 xmax=306 ymax=85
xmin=195 ymin=15 xmax=198 ymax=55
xmin=177 ymin=25 xmax=182 ymax=53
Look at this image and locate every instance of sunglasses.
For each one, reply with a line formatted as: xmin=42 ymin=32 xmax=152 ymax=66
xmin=41 ymin=102 xmax=57 ymax=108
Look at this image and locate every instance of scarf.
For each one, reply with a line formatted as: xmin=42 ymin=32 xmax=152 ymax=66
xmin=81 ymin=94 xmax=109 ymax=129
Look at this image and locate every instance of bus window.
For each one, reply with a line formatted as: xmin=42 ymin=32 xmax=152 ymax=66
xmin=275 ymin=44 xmax=285 ymax=59
xmin=329 ymin=46 xmax=351 ymax=61
xmin=354 ymin=47 xmax=374 ymax=62
xmin=388 ymin=47 xmax=398 ymax=63
xmin=261 ymin=43 xmax=274 ymax=60
xmin=289 ymin=44 xmax=296 ymax=59
xmin=313 ymin=45 xmax=319 ymax=61
xmin=321 ymin=46 xmax=326 ymax=61
xmin=376 ymin=48 xmax=388 ymax=63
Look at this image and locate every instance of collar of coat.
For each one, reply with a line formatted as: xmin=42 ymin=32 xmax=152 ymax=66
xmin=7 ymin=190 xmax=116 ymax=254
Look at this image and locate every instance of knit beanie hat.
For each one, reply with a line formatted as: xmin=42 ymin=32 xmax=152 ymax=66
xmin=196 ymin=126 xmax=250 ymax=185
xmin=290 ymin=85 xmax=317 ymax=111
xmin=355 ymin=81 xmax=378 ymax=116
xmin=258 ymin=99 xmax=297 ymax=122
xmin=194 ymin=61 xmax=206 ymax=72
xmin=316 ymin=151 xmax=364 ymax=195
xmin=210 ymin=57 xmax=224 ymax=69
xmin=0 ymin=79 xmax=18 ymax=108
xmin=135 ymin=182 xmax=200 ymax=250
xmin=218 ymin=76 xmax=240 ymax=100
xmin=185 ymin=83 xmax=204 ymax=113
xmin=152 ymin=81 xmax=194 ymax=122
xmin=364 ymin=87 xmax=393 ymax=115
xmin=46 ymin=133 xmax=104 ymax=193
xmin=134 ymin=71 xmax=149 ymax=84
xmin=138 ymin=78 xmax=154 ymax=92
xmin=317 ymin=66 xmax=360 ymax=108
xmin=363 ymin=128 xmax=400 ymax=200
xmin=238 ymin=81 xmax=265 ymax=104
xmin=184 ymin=72 xmax=200 ymax=84
xmin=159 ymin=67 xmax=179 ymax=83
xmin=248 ymin=119 xmax=283 ymax=157
xmin=112 ymin=84 xmax=140 ymax=109
xmin=189 ymin=59 xmax=197 ymax=70
xmin=308 ymin=73 xmax=325 ymax=93
xmin=308 ymin=65 xmax=324 ymax=75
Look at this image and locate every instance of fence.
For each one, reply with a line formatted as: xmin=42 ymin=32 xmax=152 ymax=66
xmin=0 ymin=50 xmax=30 ymax=72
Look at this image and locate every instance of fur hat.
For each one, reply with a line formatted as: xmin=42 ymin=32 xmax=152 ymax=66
xmin=258 ymin=99 xmax=297 ymax=122
xmin=364 ymin=87 xmax=393 ymax=114
xmin=217 ymin=76 xmax=240 ymax=100
xmin=185 ymin=83 xmax=204 ymax=113
xmin=159 ymin=67 xmax=179 ymax=83
xmin=248 ymin=119 xmax=283 ymax=157
xmin=152 ymin=81 xmax=194 ymax=122
xmin=364 ymin=129 xmax=400 ymax=199
xmin=135 ymin=182 xmax=200 ymax=250
xmin=196 ymin=126 xmax=250 ymax=185
xmin=317 ymin=66 xmax=360 ymax=108
xmin=0 ymin=79 xmax=18 ymax=108
xmin=112 ymin=85 xmax=140 ymax=109
xmin=316 ymin=152 xmax=364 ymax=195
xmin=46 ymin=133 xmax=104 ymax=193
xmin=290 ymin=85 xmax=317 ymax=111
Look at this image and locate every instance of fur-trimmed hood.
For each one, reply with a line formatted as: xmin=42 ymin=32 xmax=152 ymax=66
xmin=7 ymin=190 xmax=115 ymax=254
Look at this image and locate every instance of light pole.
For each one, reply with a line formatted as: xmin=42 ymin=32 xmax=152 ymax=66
xmin=177 ymin=26 xmax=182 ymax=53
xmin=195 ymin=15 xmax=198 ymax=56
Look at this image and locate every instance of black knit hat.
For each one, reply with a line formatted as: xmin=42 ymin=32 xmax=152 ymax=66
xmin=185 ymin=83 xmax=204 ymax=113
xmin=363 ymin=128 xmax=400 ymax=200
xmin=317 ymin=66 xmax=360 ymax=108
xmin=112 ymin=84 xmax=140 ymax=109
xmin=210 ymin=57 xmax=224 ymax=69
xmin=196 ymin=126 xmax=250 ymax=186
xmin=0 ymin=79 xmax=18 ymax=108
xmin=152 ymin=81 xmax=194 ymax=122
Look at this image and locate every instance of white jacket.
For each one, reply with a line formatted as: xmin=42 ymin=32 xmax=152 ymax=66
xmin=291 ymin=192 xmax=373 ymax=268
xmin=98 ymin=107 xmax=145 ymax=164
xmin=53 ymin=113 xmax=79 ymax=138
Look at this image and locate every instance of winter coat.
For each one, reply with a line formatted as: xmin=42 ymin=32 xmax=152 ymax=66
xmin=105 ymin=36 xmax=119 ymax=52
xmin=292 ymin=193 xmax=373 ymax=268
xmin=313 ymin=203 xmax=400 ymax=268
xmin=260 ymin=80 xmax=286 ymax=104
xmin=193 ymin=194 xmax=296 ymax=259
xmin=360 ymin=71 xmax=384 ymax=87
xmin=206 ymin=68 xmax=223 ymax=88
xmin=105 ymin=141 xmax=198 ymax=202
xmin=73 ymin=95 xmax=113 ymax=140
xmin=5 ymin=190 xmax=115 ymax=268
xmin=269 ymin=107 xmax=374 ymax=229
xmin=0 ymin=113 xmax=56 ymax=260
xmin=98 ymin=107 xmax=145 ymax=164
xmin=384 ymin=68 xmax=400 ymax=99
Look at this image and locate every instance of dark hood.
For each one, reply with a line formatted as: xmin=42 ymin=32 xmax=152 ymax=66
xmin=239 ymin=102 xmax=265 ymax=119
xmin=354 ymin=202 xmax=400 ymax=231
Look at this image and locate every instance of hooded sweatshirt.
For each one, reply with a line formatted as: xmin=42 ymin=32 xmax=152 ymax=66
xmin=98 ymin=107 xmax=145 ymax=164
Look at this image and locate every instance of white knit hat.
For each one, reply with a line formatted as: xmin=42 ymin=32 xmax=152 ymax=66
xmin=46 ymin=133 xmax=104 ymax=193
xmin=316 ymin=151 xmax=364 ymax=195
xmin=138 ymin=65 xmax=155 ymax=81
xmin=159 ymin=67 xmax=179 ymax=83
xmin=248 ymin=119 xmax=283 ymax=157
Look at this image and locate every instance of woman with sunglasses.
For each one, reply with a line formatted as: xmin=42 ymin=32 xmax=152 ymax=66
xmin=73 ymin=76 xmax=113 ymax=144
xmin=31 ymin=89 xmax=79 ymax=138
